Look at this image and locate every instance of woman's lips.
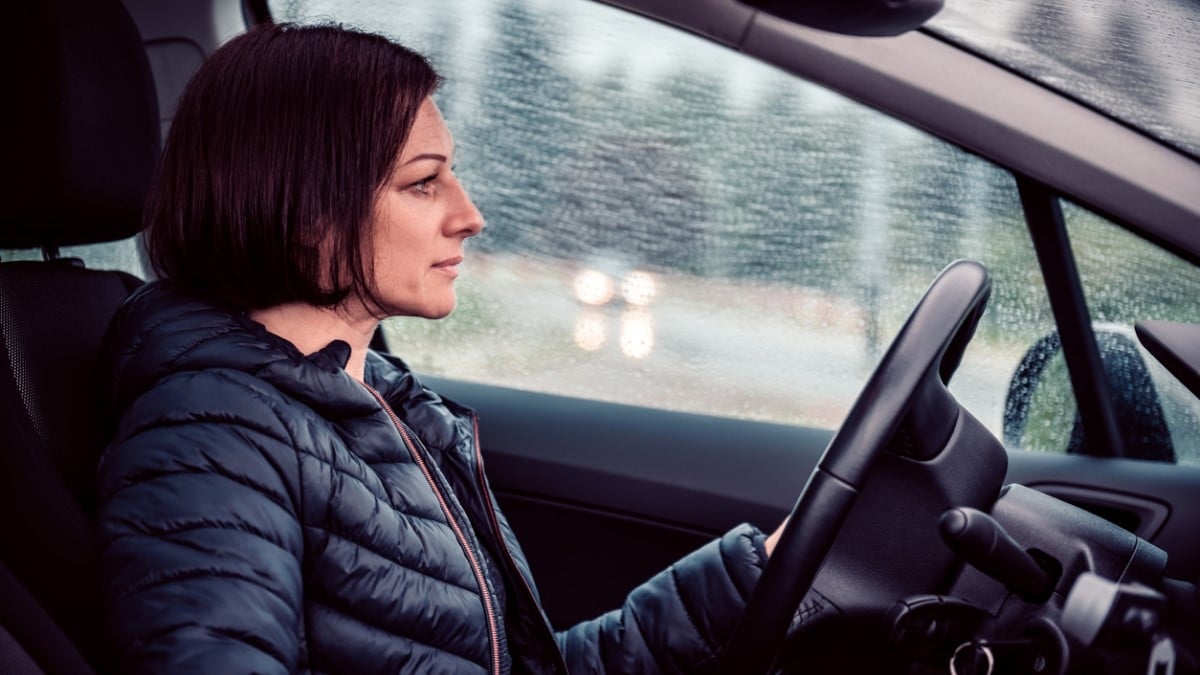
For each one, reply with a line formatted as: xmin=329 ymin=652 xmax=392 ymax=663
xmin=432 ymin=256 xmax=463 ymax=278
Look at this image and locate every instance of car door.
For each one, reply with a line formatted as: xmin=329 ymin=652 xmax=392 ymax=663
xmin=260 ymin=0 xmax=1200 ymax=633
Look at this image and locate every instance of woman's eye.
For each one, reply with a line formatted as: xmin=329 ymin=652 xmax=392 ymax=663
xmin=409 ymin=174 xmax=438 ymax=195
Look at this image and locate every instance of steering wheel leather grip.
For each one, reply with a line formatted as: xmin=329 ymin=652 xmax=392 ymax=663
xmin=718 ymin=260 xmax=995 ymax=675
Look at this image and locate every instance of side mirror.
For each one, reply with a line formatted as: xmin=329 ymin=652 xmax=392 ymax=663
xmin=1003 ymin=326 xmax=1182 ymax=462
xmin=738 ymin=0 xmax=944 ymax=37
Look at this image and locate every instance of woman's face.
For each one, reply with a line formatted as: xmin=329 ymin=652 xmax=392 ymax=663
xmin=366 ymin=97 xmax=483 ymax=319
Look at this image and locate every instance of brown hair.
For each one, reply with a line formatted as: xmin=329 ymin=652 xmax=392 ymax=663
xmin=143 ymin=23 xmax=440 ymax=310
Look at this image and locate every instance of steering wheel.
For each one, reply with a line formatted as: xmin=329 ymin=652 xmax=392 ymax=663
xmin=718 ymin=259 xmax=994 ymax=674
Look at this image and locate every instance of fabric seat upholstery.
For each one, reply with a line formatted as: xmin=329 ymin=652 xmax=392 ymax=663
xmin=0 ymin=0 xmax=160 ymax=672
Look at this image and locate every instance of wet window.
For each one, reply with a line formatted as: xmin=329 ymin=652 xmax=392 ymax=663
xmin=928 ymin=0 xmax=1200 ymax=158
xmin=1002 ymin=202 xmax=1200 ymax=464
xmin=1066 ymin=202 xmax=1200 ymax=463
xmin=270 ymin=0 xmax=1050 ymax=434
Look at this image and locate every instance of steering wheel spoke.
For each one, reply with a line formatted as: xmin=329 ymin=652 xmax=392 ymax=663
xmin=719 ymin=260 xmax=1008 ymax=675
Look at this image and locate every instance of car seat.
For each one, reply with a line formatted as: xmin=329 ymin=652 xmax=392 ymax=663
xmin=0 ymin=0 xmax=159 ymax=672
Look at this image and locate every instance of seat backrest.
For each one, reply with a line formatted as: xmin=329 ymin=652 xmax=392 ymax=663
xmin=0 ymin=0 xmax=160 ymax=672
xmin=0 ymin=559 xmax=95 ymax=675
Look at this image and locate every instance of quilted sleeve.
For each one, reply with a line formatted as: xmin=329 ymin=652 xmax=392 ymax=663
xmin=555 ymin=523 xmax=767 ymax=674
xmin=96 ymin=370 xmax=306 ymax=675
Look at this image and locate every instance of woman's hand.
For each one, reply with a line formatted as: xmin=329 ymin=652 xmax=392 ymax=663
xmin=764 ymin=517 xmax=788 ymax=558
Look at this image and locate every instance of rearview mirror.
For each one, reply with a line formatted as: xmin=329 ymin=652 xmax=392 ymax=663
xmin=738 ymin=0 xmax=944 ymax=36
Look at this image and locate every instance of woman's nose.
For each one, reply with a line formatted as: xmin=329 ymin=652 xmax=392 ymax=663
xmin=447 ymin=176 xmax=484 ymax=238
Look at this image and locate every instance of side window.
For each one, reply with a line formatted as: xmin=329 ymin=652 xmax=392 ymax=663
xmin=272 ymin=0 xmax=1050 ymax=439
xmin=1042 ymin=203 xmax=1199 ymax=462
xmin=1065 ymin=201 xmax=1200 ymax=330
xmin=0 ymin=238 xmax=148 ymax=278
xmin=1003 ymin=201 xmax=1200 ymax=464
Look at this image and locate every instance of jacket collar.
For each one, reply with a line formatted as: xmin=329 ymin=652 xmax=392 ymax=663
xmin=104 ymin=282 xmax=377 ymax=421
xmin=103 ymin=280 xmax=476 ymax=459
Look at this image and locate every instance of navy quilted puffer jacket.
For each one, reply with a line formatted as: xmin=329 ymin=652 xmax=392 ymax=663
xmin=96 ymin=281 xmax=768 ymax=674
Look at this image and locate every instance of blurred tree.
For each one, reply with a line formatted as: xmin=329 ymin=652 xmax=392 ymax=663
xmin=455 ymin=0 xmax=578 ymax=256
xmin=548 ymin=65 xmax=710 ymax=273
xmin=718 ymin=83 xmax=866 ymax=291
xmin=552 ymin=133 xmax=708 ymax=273
xmin=415 ymin=1 xmax=466 ymax=123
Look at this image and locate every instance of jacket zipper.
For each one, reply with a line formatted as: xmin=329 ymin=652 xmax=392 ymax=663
xmin=470 ymin=415 xmax=570 ymax=675
xmin=363 ymin=385 xmax=501 ymax=675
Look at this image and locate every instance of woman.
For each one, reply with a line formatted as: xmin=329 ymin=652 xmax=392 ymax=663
xmin=97 ymin=22 xmax=782 ymax=674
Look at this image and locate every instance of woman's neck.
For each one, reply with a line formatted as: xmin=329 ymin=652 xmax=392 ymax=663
xmin=249 ymin=302 xmax=377 ymax=381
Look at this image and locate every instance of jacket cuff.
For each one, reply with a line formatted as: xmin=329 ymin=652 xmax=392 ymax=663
xmin=718 ymin=523 xmax=769 ymax=605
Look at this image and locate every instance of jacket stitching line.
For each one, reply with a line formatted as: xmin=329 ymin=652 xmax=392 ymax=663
xmin=717 ymin=531 xmax=753 ymax=605
xmin=296 ymin=404 xmax=311 ymax=673
xmin=307 ymin=497 xmax=458 ymax=533
xmin=296 ymin=450 xmax=471 ymax=535
xmin=364 ymin=385 xmax=501 ymax=675
xmin=628 ymin=598 xmax=673 ymax=675
xmin=314 ymin=529 xmax=483 ymax=595
xmin=108 ymin=518 xmax=297 ymax=555
xmin=115 ymin=370 xmax=304 ymax=514
xmin=129 ymin=389 xmax=478 ymax=591
xmin=306 ymin=599 xmax=490 ymax=669
xmin=113 ymin=566 xmax=297 ymax=610
xmin=669 ymin=564 xmax=717 ymax=662
xmin=205 ymin=625 xmax=294 ymax=671
xmin=110 ymin=455 xmax=296 ymax=517
xmin=160 ymin=323 xmax=261 ymax=373
xmin=120 ymin=407 xmax=291 ymax=452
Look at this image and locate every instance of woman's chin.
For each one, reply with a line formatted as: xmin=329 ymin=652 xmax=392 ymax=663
xmin=418 ymin=297 xmax=457 ymax=320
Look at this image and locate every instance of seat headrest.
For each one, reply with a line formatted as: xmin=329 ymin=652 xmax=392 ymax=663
xmin=2 ymin=0 xmax=160 ymax=250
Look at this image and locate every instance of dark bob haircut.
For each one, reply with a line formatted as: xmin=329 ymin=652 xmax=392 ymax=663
xmin=143 ymin=23 xmax=440 ymax=311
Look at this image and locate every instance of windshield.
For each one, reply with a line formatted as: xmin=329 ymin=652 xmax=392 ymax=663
xmin=927 ymin=0 xmax=1200 ymax=159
